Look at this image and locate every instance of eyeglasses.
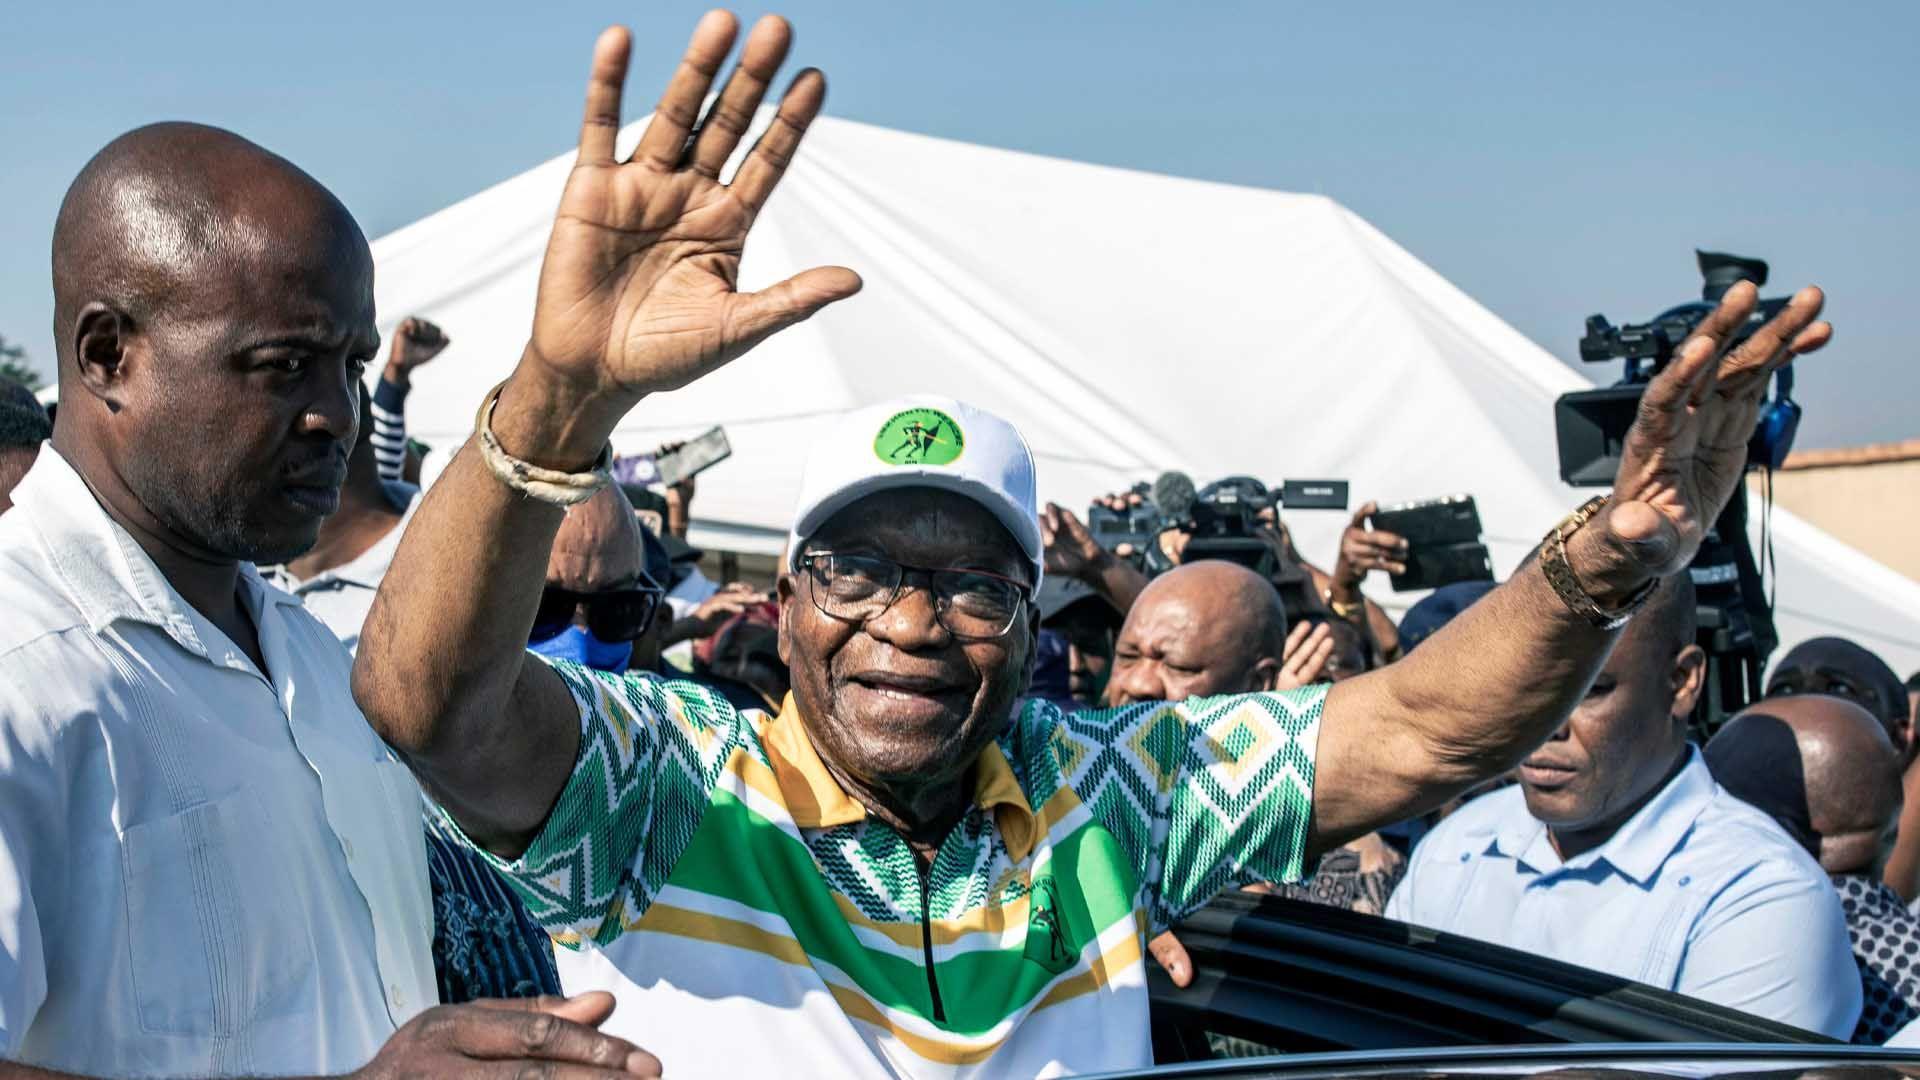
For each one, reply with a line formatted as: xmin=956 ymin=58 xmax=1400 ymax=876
xmin=797 ymin=551 xmax=1030 ymax=641
xmin=529 ymin=580 xmax=665 ymax=644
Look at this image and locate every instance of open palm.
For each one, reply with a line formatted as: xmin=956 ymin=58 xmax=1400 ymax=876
xmin=524 ymin=13 xmax=861 ymax=411
xmin=1602 ymin=281 xmax=1831 ymax=581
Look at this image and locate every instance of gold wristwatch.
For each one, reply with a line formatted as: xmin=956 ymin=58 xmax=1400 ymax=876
xmin=1323 ymin=587 xmax=1365 ymax=621
xmin=1540 ymin=495 xmax=1659 ymax=630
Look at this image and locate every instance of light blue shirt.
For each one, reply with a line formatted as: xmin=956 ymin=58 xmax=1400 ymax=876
xmin=1385 ymin=749 xmax=1860 ymax=1038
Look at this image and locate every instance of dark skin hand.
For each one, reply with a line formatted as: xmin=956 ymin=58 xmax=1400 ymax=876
xmin=356 ymin=12 xmax=861 ymax=855
xmin=338 ymin=993 xmax=659 ymax=1080
xmin=0 ymin=996 xmax=660 ymax=1080
xmin=380 ymin=316 xmax=450 ymax=388
xmin=357 ymin=11 xmax=1834 ymax=887
xmin=1041 ymin=501 xmax=1148 ymax=616
xmin=1325 ymin=500 xmax=1407 ymax=660
xmin=657 ymin=439 xmax=698 ymax=538
xmin=49 ymin=122 xmax=374 ymax=671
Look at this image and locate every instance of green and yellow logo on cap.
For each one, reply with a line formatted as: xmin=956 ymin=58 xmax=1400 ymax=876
xmin=874 ymin=407 xmax=964 ymax=466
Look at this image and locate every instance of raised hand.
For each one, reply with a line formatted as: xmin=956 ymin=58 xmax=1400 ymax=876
xmin=1330 ymin=501 xmax=1408 ymax=588
xmin=1041 ymin=502 xmax=1107 ymax=580
xmin=519 ymin=12 xmax=861 ymax=438
xmin=1579 ymin=282 xmax=1831 ymax=595
xmin=383 ymin=316 xmax=451 ymax=384
xmin=1277 ymin=620 xmax=1336 ymax=690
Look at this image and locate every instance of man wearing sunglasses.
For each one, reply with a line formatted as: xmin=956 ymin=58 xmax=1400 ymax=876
xmin=528 ymin=485 xmax=667 ymax=672
xmin=353 ymin=12 xmax=1835 ymax=1078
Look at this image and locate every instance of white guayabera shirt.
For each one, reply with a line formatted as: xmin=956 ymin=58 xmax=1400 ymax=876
xmin=0 ymin=449 xmax=435 ymax=1077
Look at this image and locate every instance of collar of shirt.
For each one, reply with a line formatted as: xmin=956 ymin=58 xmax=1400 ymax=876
xmin=11 ymin=447 xmax=303 ymax=671
xmin=1491 ymin=746 xmax=1715 ymax=886
xmin=760 ymin=692 xmax=1039 ymax=861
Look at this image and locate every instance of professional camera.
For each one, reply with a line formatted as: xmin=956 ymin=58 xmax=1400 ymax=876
xmin=1086 ymin=473 xmax=1349 ymax=580
xmin=1555 ymin=250 xmax=1801 ymax=486
xmin=1552 ymin=250 xmax=1804 ymax=734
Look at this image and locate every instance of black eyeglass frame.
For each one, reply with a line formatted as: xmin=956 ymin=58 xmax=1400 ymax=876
xmin=796 ymin=550 xmax=1033 ymax=641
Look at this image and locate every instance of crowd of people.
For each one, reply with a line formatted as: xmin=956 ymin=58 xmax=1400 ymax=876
xmin=0 ymin=9 xmax=1908 ymax=1079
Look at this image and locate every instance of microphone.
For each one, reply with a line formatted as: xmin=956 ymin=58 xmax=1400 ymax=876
xmin=1151 ymin=470 xmax=1196 ymax=524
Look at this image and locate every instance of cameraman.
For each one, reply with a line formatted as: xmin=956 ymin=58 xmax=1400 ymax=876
xmin=1103 ymin=487 xmax=1404 ymax=670
xmin=1321 ymin=501 xmax=1409 ymax=663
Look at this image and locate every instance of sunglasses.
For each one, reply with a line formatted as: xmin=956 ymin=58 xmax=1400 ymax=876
xmin=529 ymin=582 xmax=665 ymax=644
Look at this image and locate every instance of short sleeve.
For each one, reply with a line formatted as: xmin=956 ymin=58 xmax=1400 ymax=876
xmin=438 ymin=660 xmax=749 ymax=948
xmin=1675 ymin=865 xmax=1862 ymax=1038
xmin=1055 ymin=686 xmax=1325 ymax=934
xmin=0 ymin=669 xmax=60 ymax=1052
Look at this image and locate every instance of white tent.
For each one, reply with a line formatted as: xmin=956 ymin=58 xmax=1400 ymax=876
xmin=371 ymin=113 xmax=1920 ymax=674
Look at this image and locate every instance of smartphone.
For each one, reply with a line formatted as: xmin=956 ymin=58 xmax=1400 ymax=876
xmin=655 ymin=426 xmax=732 ymax=487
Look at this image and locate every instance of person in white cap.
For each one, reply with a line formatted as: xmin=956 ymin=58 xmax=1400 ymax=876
xmin=353 ymin=11 xmax=1836 ymax=1079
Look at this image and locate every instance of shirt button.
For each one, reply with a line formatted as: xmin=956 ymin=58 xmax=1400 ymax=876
xmin=391 ymin=983 xmax=407 ymax=1009
xmin=1459 ymin=852 xmax=1470 ymax=863
xmin=342 ymin=838 xmax=355 ymax=861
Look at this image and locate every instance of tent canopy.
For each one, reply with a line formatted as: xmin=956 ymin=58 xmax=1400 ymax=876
xmin=372 ymin=112 xmax=1920 ymax=674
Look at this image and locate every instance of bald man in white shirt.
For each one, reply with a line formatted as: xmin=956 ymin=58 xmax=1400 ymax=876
xmin=0 ymin=124 xmax=656 ymax=1079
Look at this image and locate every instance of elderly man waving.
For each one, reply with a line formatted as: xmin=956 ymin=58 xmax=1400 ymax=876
xmin=353 ymin=11 xmax=1834 ymax=1078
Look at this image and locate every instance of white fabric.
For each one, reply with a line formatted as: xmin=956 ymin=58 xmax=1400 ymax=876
xmin=784 ymin=394 xmax=1043 ymax=583
xmin=368 ymin=112 xmax=1920 ymax=674
xmin=265 ymin=483 xmax=420 ymax=653
xmin=0 ymin=449 xmax=434 ymax=1076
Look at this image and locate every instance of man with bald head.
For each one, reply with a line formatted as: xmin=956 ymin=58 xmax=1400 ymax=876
xmin=0 ymin=125 xmax=659 ymax=1078
xmin=1708 ymin=695 xmax=1918 ymax=1043
xmin=1763 ymin=638 xmax=1920 ymax=904
xmin=1103 ymin=560 xmax=1302 ymax=706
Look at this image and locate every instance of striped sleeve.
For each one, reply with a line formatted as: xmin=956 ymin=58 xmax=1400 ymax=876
xmin=440 ymin=660 xmax=750 ymax=947
xmin=370 ymin=376 xmax=410 ymax=483
xmin=1043 ymin=685 xmax=1326 ymax=934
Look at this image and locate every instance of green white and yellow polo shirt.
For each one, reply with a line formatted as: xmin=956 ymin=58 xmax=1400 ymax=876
xmin=456 ymin=660 xmax=1325 ymax=1078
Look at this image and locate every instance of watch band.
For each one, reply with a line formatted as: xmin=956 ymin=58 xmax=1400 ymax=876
xmin=1539 ymin=495 xmax=1659 ymax=630
xmin=1323 ymin=587 xmax=1365 ymax=621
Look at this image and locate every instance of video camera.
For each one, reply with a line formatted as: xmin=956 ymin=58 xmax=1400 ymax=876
xmin=1087 ymin=473 xmax=1349 ymax=580
xmin=1555 ymin=250 xmax=1802 ymax=485
xmin=1553 ymin=250 xmax=1803 ymax=734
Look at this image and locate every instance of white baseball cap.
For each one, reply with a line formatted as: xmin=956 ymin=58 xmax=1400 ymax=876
xmin=786 ymin=395 xmax=1043 ymax=586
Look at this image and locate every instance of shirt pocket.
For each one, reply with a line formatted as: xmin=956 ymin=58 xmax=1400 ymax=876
xmin=119 ymin=786 xmax=316 ymax=1036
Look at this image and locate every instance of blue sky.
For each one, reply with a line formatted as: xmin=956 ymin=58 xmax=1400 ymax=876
xmin=3 ymin=1 xmax=1914 ymax=449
